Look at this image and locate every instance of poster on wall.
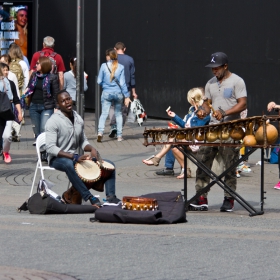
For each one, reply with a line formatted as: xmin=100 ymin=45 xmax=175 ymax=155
xmin=0 ymin=1 xmax=32 ymax=58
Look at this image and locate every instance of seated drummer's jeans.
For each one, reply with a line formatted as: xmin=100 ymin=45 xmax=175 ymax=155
xmin=101 ymin=159 xmax=116 ymax=197
xmin=50 ymin=157 xmax=116 ymax=201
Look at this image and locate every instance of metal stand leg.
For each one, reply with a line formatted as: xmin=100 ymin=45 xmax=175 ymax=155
xmin=177 ymin=146 xmax=264 ymax=216
xmin=183 ymin=146 xmax=187 ymax=204
xmin=260 ymin=148 xmax=266 ymax=212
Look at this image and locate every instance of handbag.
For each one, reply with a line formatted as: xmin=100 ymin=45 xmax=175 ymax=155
xmin=0 ymin=79 xmax=15 ymax=121
xmin=130 ymin=99 xmax=147 ymax=126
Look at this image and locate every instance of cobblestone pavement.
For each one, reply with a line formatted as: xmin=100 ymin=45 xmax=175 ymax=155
xmin=1 ymin=111 xmax=280 ymax=279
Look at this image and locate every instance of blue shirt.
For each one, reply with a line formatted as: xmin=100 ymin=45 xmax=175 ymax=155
xmin=97 ymin=61 xmax=129 ymax=97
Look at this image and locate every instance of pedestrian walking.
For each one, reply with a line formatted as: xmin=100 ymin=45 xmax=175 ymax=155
xmin=97 ymin=49 xmax=130 ymax=142
xmin=63 ymin=57 xmax=88 ymax=110
xmin=108 ymin=42 xmax=137 ymax=138
xmin=0 ymin=64 xmax=22 ymax=163
xmin=22 ymin=56 xmax=59 ymax=146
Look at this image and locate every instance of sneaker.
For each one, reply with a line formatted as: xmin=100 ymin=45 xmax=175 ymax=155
xmin=241 ymin=165 xmax=251 ymax=173
xmin=109 ymin=127 xmax=117 ymax=138
xmin=189 ymin=196 xmax=208 ymax=211
xmin=12 ymin=136 xmax=20 ymax=142
xmin=104 ymin=195 xmax=121 ymax=206
xmin=236 ymin=170 xmax=241 ymax=178
xmin=97 ymin=134 xmax=103 ymax=143
xmin=237 ymin=163 xmax=251 ymax=173
xmin=89 ymin=196 xmax=102 ymax=207
xmin=220 ymin=197 xmax=234 ymax=212
xmin=3 ymin=152 xmax=11 ymax=163
xmin=155 ymin=169 xmax=174 ymax=176
xmin=117 ymin=137 xmax=124 ymax=142
xmin=274 ymin=181 xmax=280 ymax=190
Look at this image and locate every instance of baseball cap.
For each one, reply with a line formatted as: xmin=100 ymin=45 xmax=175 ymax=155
xmin=205 ymin=52 xmax=228 ymax=67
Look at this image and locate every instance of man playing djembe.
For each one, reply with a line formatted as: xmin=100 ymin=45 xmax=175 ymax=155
xmin=45 ymin=90 xmax=121 ymax=207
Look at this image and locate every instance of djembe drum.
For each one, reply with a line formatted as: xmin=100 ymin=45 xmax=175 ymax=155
xmin=63 ymin=160 xmax=116 ymax=204
xmin=97 ymin=160 xmax=115 ymax=179
xmin=75 ymin=160 xmax=101 ymax=184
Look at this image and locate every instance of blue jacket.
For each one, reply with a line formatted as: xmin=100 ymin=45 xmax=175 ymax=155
xmin=172 ymin=106 xmax=210 ymax=128
xmin=97 ymin=61 xmax=129 ymax=97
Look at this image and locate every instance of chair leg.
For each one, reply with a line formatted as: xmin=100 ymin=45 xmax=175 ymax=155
xmin=30 ymin=161 xmax=39 ymax=197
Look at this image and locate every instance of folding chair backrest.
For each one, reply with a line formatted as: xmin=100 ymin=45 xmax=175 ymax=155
xmin=35 ymin=132 xmax=47 ymax=177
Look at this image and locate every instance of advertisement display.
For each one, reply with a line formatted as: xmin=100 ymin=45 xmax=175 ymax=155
xmin=0 ymin=1 xmax=32 ymax=57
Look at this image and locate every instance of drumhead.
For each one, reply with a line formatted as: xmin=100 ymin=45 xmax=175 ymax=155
xmin=99 ymin=160 xmax=115 ymax=170
xmin=75 ymin=160 xmax=101 ymax=181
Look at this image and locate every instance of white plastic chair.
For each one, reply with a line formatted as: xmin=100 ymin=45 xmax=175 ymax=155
xmin=30 ymin=132 xmax=70 ymax=197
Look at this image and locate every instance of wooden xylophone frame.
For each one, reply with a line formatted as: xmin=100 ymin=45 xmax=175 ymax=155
xmin=143 ymin=115 xmax=280 ymax=216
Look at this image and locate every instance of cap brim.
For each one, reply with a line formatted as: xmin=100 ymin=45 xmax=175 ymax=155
xmin=205 ymin=63 xmax=223 ymax=68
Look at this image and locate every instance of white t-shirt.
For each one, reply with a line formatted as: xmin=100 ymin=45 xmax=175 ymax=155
xmin=19 ymin=60 xmax=29 ymax=91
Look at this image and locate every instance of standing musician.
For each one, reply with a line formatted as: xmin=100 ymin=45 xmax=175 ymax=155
xmin=45 ymin=90 xmax=121 ymax=207
xmin=190 ymin=52 xmax=247 ymax=212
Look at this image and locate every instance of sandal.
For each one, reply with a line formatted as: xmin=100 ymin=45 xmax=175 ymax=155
xmin=142 ymin=155 xmax=161 ymax=166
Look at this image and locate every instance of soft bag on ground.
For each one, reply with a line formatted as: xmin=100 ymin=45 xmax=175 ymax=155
xmin=18 ymin=193 xmax=97 ymax=214
xmin=94 ymin=191 xmax=186 ymax=224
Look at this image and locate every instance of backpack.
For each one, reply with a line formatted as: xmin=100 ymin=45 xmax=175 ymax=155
xmin=9 ymin=58 xmax=24 ymax=90
xmin=40 ymin=51 xmax=57 ymax=74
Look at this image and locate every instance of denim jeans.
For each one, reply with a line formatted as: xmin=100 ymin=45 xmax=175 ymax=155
xmin=98 ymin=91 xmax=123 ymax=137
xmin=109 ymin=103 xmax=129 ymax=127
xmin=29 ymin=103 xmax=54 ymax=138
xmin=165 ymin=149 xmax=175 ymax=169
xmin=50 ymin=157 xmax=116 ymax=201
xmin=0 ymin=117 xmax=6 ymax=150
xmin=2 ymin=120 xmax=12 ymax=153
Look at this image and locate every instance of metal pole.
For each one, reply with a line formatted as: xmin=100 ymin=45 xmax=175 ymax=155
xmin=33 ymin=0 xmax=39 ymax=53
xmin=76 ymin=0 xmax=85 ymax=119
xmin=76 ymin=0 xmax=84 ymax=155
xmin=95 ymin=0 xmax=101 ymax=134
